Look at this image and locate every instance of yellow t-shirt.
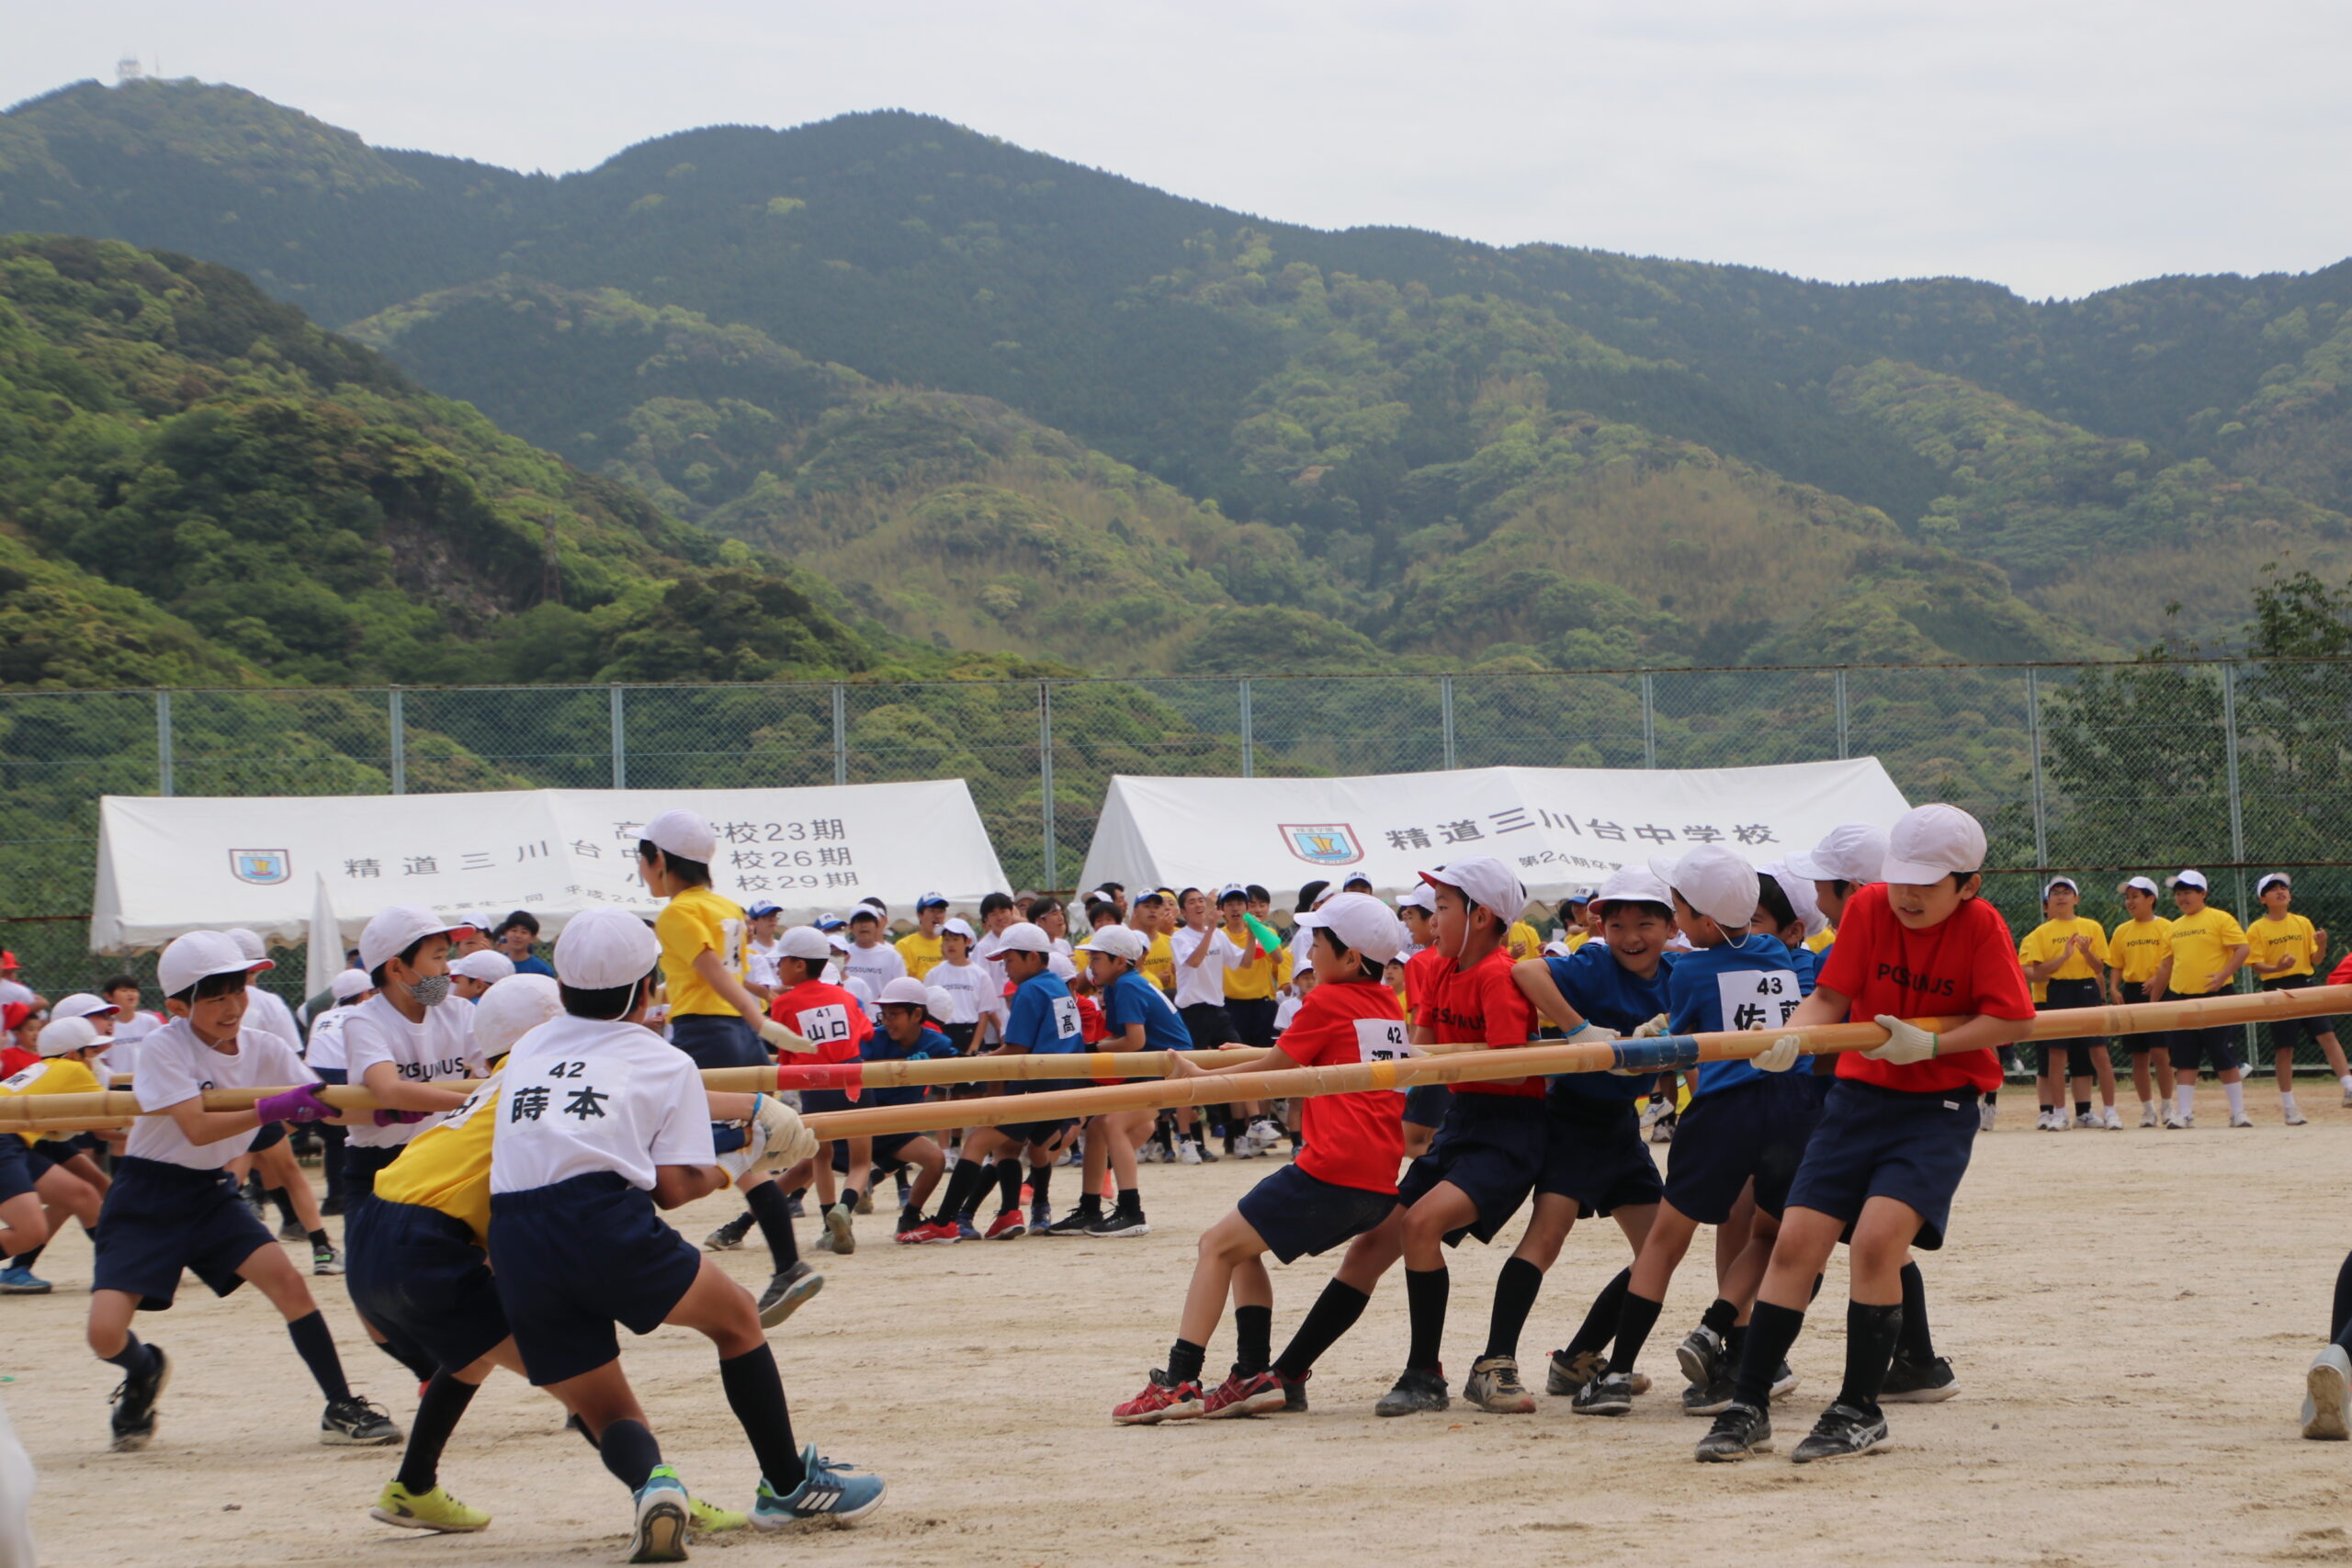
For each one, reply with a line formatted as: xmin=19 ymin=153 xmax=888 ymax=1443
xmin=1561 ymin=930 xmax=1589 ymax=953
xmin=1220 ymin=926 xmax=1283 ymax=1000
xmin=1142 ymin=932 xmax=1176 ymax=994
xmin=2248 ymin=913 xmax=2320 ymax=980
xmin=0 ymin=1056 xmax=102 ymax=1098
xmin=1505 ymin=921 xmax=1543 ymax=964
xmin=2108 ymin=918 xmax=2173 ymax=986
xmin=2018 ymin=918 xmax=2109 ymax=1003
xmin=657 ymin=884 xmax=746 ymax=1018
xmin=374 ymin=1077 xmax=502 ymax=1247
xmin=896 ymin=930 xmax=945 ymax=981
xmin=2163 ymin=906 xmax=2248 ymax=996
xmin=1806 ymin=926 xmax=1837 ymax=954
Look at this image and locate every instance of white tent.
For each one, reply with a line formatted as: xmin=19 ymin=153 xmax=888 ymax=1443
xmin=91 ymin=781 xmax=1008 ymax=952
xmin=1076 ymin=760 xmax=1911 ymax=909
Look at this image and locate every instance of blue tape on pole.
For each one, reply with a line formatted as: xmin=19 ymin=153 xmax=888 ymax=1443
xmin=1607 ymin=1035 xmax=1703 ymax=1074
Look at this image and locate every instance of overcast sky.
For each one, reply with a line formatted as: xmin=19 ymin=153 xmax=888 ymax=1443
xmin=10 ymin=1 xmax=2348 ymax=300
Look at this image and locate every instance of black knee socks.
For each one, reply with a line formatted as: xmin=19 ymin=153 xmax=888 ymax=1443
xmin=1732 ymin=1301 xmax=1805 ymax=1411
xmin=1405 ymin=1267 xmax=1449 ymax=1372
xmin=1837 ymin=1303 xmax=1904 ymax=1417
xmin=933 ymin=1156 xmax=991 ymax=1224
xmin=718 ymin=1344 xmax=807 ymax=1493
xmin=102 ymin=1334 xmax=157 ymax=1380
xmin=1028 ymin=1161 xmax=1052 ymax=1210
xmin=993 ymin=1157 xmax=1022 ymax=1213
xmin=1234 ymin=1304 xmax=1272 ymax=1377
xmin=1276 ymin=1279 xmax=1371 ymax=1379
xmin=1484 ymin=1257 xmax=1544 ymax=1361
xmin=598 ymin=1417 xmax=662 ymax=1492
xmin=287 ymin=1310 xmax=352 ymax=1404
xmin=742 ymin=1180 xmax=798 ymax=1270
xmin=1168 ymin=1337 xmax=1207 ymax=1385
xmin=1606 ymin=1291 xmax=1665 ymax=1376
xmin=1564 ymin=1267 xmax=1633 ymax=1360
xmin=395 ymin=1371 xmax=479 ymax=1493
xmin=1701 ymin=1296 xmax=1739 ymax=1337
xmin=1896 ymin=1261 xmax=1935 ymax=1363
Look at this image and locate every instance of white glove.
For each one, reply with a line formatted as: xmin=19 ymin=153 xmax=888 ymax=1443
xmin=1631 ymin=1013 xmax=1671 ymax=1040
xmin=754 ymin=1095 xmax=819 ymax=1171
xmin=716 ymin=1113 xmax=768 ymax=1181
xmin=1753 ymin=1035 xmax=1803 ymax=1073
xmin=1865 ymin=1015 xmax=1939 ymax=1065
xmin=758 ymin=1019 xmax=818 ymax=1055
xmin=1575 ymin=1023 xmax=1623 ymax=1043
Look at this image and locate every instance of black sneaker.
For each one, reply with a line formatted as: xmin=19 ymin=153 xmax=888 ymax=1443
xmin=1044 ymin=1207 xmax=1100 ymax=1236
xmin=1770 ymin=1359 xmax=1800 ymax=1401
xmin=1278 ymin=1369 xmax=1310 ymax=1413
xmin=757 ymin=1259 xmax=824 ymax=1327
xmin=107 ymin=1344 xmax=170 ymax=1452
xmin=704 ymin=1212 xmax=755 ymax=1252
xmin=322 ymin=1395 xmax=402 ymax=1447
xmin=1546 ymin=1347 xmax=1607 ymax=1396
xmin=1676 ymin=1325 xmax=1724 ymax=1389
xmin=1374 ymin=1367 xmax=1449 ymax=1416
xmin=1195 ymin=1141 xmax=1219 ymax=1164
xmin=1570 ymin=1371 xmax=1635 ymax=1416
xmin=1791 ymin=1401 xmax=1888 ymax=1463
xmin=1087 ymin=1208 xmax=1151 ymax=1238
xmin=320 ymin=1197 xmax=345 ymax=1217
xmin=1694 ymin=1401 xmax=1773 ymax=1461
xmin=1682 ymin=1375 xmax=1736 ymax=1416
xmin=1879 ymin=1355 xmax=1959 ymax=1404
xmin=786 ymin=1193 xmax=806 ymax=1219
xmin=277 ymin=1219 xmax=309 ymax=1243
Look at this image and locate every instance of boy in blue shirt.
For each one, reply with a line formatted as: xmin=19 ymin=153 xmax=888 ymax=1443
xmin=1046 ymin=926 xmax=1182 ymax=1237
xmin=842 ymin=977 xmax=953 ymax=1242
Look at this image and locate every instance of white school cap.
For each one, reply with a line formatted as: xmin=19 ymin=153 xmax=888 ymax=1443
xmin=991 ymin=920 xmax=1054 ymax=955
xmin=1760 ymin=863 xmax=1830 ymax=937
xmin=159 ymin=930 xmax=272 ymax=998
xmin=775 ymin=926 xmax=833 ymax=962
xmin=1076 ymin=926 xmax=1148 ymax=963
xmin=916 ymin=891 xmax=950 ymax=911
xmin=37 ymin=1015 xmax=103 ymax=1057
xmin=876 ymin=976 xmax=932 ymax=1008
xmin=51 ymin=992 xmax=119 ymax=1021
xmin=1216 ymin=883 xmax=1249 ymax=903
xmin=828 ymin=931 xmax=853 ymax=953
xmin=449 ymin=950 xmax=515 ymax=984
xmin=225 ymin=927 xmax=267 ymax=961
xmin=1419 ymin=856 xmax=1528 ymax=924
xmin=924 ymin=986 xmax=956 ymax=1024
xmin=1782 ymin=823 xmax=1890 ymax=886
xmin=1589 ymin=863 xmax=1674 ymax=915
xmin=843 ymin=976 xmax=876 ymax=1010
xmin=474 ymin=973 xmax=561 ymax=1059
xmin=2041 ymin=875 xmax=2079 ymax=898
xmin=941 ymin=917 xmax=976 ymax=941
xmin=331 ymin=967 xmax=373 ymax=1002
xmin=2169 ymin=869 xmax=2209 ymax=891
xmin=640 ymin=807 xmax=718 ymax=863
xmin=1878 ymin=805 xmax=1986 ymax=886
xmin=2120 ymin=875 xmax=2160 ymax=896
xmin=553 ymin=906 xmax=661 ymax=989
xmin=1295 ymin=891 xmax=1409 ymax=965
xmin=2257 ymin=873 xmax=2292 ymax=897
xmin=1396 ymin=884 xmax=1437 ymax=915
xmin=1647 ymin=844 xmax=1760 ymax=931
xmin=359 ymin=905 xmax=478 ymax=974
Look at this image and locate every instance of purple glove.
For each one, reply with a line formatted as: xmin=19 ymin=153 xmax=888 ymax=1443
xmin=254 ymin=1083 xmax=335 ymax=1124
xmin=372 ymin=1109 xmax=429 ymax=1127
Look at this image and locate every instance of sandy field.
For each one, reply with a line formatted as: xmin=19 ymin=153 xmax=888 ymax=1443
xmin=9 ymin=1081 xmax=2352 ymax=1568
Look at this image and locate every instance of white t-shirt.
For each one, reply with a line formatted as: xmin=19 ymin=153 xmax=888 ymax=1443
xmin=340 ymin=993 xmax=485 ymax=1148
xmin=1170 ymin=926 xmax=1244 ymax=1010
xmin=96 ymin=1010 xmax=162 ymax=1079
xmin=747 ymin=938 xmax=781 ymax=993
xmin=925 ymin=959 xmax=1005 ymax=1031
xmin=0 ymin=980 xmax=33 ymax=1016
xmin=489 ymin=1013 xmax=715 ymax=1195
xmin=841 ymin=941 xmax=907 ymax=996
xmin=243 ymin=987 xmax=304 ymax=1053
xmin=1274 ymin=993 xmax=1303 ymax=1033
xmin=127 ymin=1018 xmax=315 ymax=1170
xmin=303 ymin=1003 xmax=357 ymax=1072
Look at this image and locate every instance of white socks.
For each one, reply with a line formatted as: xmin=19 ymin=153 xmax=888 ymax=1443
xmin=2340 ymin=1074 xmax=2351 ymax=1094
xmin=2177 ymin=1085 xmax=2196 ymax=1119
xmin=2283 ymin=1091 xmax=2301 ymax=1115
xmin=2224 ymin=1079 xmax=2246 ymax=1118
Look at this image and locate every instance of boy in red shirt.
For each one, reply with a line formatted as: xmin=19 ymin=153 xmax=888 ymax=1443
xmin=1111 ymin=894 xmax=1410 ymax=1425
xmin=1697 ymin=804 xmax=2034 ymax=1465
xmin=767 ymin=928 xmax=873 ymax=1258
xmin=1396 ymin=884 xmax=1451 ymax=1158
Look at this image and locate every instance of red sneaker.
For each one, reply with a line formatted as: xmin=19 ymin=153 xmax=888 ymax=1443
xmin=984 ymin=1209 xmax=1028 ymax=1241
xmin=1113 ymin=1370 xmax=1204 ymax=1425
xmin=1200 ymin=1370 xmax=1286 ymax=1419
xmin=899 ymin=1220 xmax=960 ymax=1246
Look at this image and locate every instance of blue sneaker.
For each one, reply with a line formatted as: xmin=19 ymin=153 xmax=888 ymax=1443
xmin=750 ymin=1444 xmax=886 ymax=1529
xmin=628 ymin=1464 xmax=691 ymax=1562
xmin=955 ymin=1218 xmax=980 ymax=1242
xmin=0 ymin=1265 xmax=51 ymax=1294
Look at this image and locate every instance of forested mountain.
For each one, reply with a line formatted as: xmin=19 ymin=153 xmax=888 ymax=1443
xmin=6 ymin=74 xmax=2351 ymax=670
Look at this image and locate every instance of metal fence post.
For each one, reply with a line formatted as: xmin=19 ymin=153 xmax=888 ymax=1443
xmin=1834 ymin=669 xmax=1850 ymax=760
xmin=2025 ymin=667 xmax=2048 ymax=869
xmin=831 ymin=683 xmax=847 ymax=788
xmin=2221 ymin=662 xmax=2256 ymax=1062
xmin=1440 ymin=677 xmax=1456 ymax=770
xmin=1641 ymin=673 xmax=1657 ymax=769
xmin=1238 ymin=677 xmax=1254 ymax=779
xmin=1038 ymin=682 xmax=1057 ymax=890
xmin=388 ymin=688 xmax=406 ymax=795
xmin=609 ymin=684 xmax=627 ymax=789
xmin=154 ymin=690 xmax=173 ymax=797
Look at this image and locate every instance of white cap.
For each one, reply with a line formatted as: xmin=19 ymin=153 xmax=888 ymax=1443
xmin=1076 ymin=926 xmax=1148 ymax=963
xmin=553 ymin=906 xmax=661 ymax=989
xmin=2041 ymin=875 xmax=2079 ymax=898
xmin=359 ymin=904 xmax=478 ymax=974
xmin=640 ymin=807 xmax=718 ymax=864
xmin=226 ymin=927 xmax=266 ymax=961
xmin=876 ymin=976 xmax=932 ymax=1008
xmin=159 ymin=930 xmax=272 ymax=998
xmin=917 ymin=890 xmax=950 ymax=911
xmin=775 ymin=926 xmax=833 ymax=962
xmin=941 ymin=917 xmax=976 ymax=941
xmin=2257 ymin=873 xmax=2292 ymax=897
xmin=37 ymin=1015 xmax=103 ymax=1058
xmin=1648 ymin=844 xmax=1760 ymax=931
xmin=1295 ymin=891 xmax=1409 ymax=964
xmin=1879 ymin=805 xmax=1987 ymax=886
xmin=1759 ymin=862 xmax=1829 ymax=937
xmin=1216 ymin=883 xmax=1249 ymax=903
xmin=1589 ymin=863 xmax=1674 ymax=915
xmin=992 ymin=920 xmax=1054 ymax=955
xmin=1396 ymin=884 xmax=1437 ymax=915
xmin=1420 ymin=856 xmax=1528 ymax=924
xmin=331 ymin=967 xmax=373 ymax=1002
xmin=1782 ymin=823 xmax=1891 ymax=886
xmin=843 ymin=976 xmax=875 ymax=1009
xmin=449 ymin=950 xmax=515 ymax=984
xmin=828 ymin=931 xmax=853 ymax=953
xmin=2169 ymin=868 xmax=2209 ymax=892
xmin=474 ymin=974 xmax=561 ymax=1059
xmin=2121 ymin=875 xmax=2160 ymax=896
xmin=924 ymin=986 xmax=956 ymax=1024
xmin=848 ymin=904 xmax=883 ymax=922
xmin=50 ymin=992 xmax=119 ymax=1021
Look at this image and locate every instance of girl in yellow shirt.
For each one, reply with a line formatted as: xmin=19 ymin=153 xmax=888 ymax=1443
xmin=2105 ymin=877 xmax=2179 ymax=1126
xmin=2018 ymin=877 xmax=2119 ymax=1129
xmin=2247 ymin=874 xmax=2348 ymax=1124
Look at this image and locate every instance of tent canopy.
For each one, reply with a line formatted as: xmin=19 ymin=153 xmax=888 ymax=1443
xmin=92 ymin=782 xmax=1007 ymax=953
xmin=1075 ymin=760 xmax=1911 ymax=911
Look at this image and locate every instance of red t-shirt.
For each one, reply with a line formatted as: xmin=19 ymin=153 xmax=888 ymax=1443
xmin=1817 ymin=884 xmax=2035 ymax=1094
xmin=2329 ymin=951 xmax=2352 ymax=987
xmin=1403 ymin=946 xmax=1447 ymax=1020
xmin=0 ymin=1044 xmax=36 ymax=1079
xmin=769 ymin=980 xmax=872 ymax=1066
xmin=1423 ymin=945 xmax=1542 ymax=1098
xmin=1277 ymin=979 xmax=1408 ymax=1193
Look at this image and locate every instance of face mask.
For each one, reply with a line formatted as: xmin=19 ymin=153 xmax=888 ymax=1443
xmin=408 ymin=974 xmax=452 ymax=1009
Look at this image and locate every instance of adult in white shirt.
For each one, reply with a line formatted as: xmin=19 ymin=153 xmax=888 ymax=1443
xmin=1170 ymin=886 xmax=1246 ymax=1049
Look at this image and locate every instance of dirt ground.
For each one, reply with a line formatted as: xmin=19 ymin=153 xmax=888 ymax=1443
xmin=9 ymin=1079 xmax=2352 ymax=1568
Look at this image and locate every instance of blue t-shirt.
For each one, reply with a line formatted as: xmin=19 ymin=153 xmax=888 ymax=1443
xmin=1665 ymin=932 xmax=1813 ymax=1097
xmin=1102 ymin=969 xmax=1190 ymax=1051
xmin=1004 ymin=970 xmax=1083 ymax=1094
xmin=862 ymin=1023 xmax=956 ymax=1107
xmin=1542 ymin=943 xmax=1674 ymax=1106
xmin=1783 ymin=941 xmax=1820 ymax=996
xmin=511 ymin=955 xmax=556 ymax=978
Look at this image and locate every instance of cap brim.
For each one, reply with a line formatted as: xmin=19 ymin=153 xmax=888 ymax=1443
xmin=1644 ymin=856 xmax=1683 ymax=892
xmin=1779 ymin=850 xmax=1831 ymax=881
xmin=1878 ymin=857 xmax=1954 ymax=886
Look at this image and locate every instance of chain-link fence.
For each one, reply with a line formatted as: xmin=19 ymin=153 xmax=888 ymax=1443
xmin=3 ymin=660 xmax=2347 ymax=1063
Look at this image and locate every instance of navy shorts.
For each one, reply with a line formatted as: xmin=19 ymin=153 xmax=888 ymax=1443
xmin=1180 ymin=1003 xmax=1235 ymax=1051
xmin=831 ymin=1133 xmax=922 ymax=1169
xmin=1001 ymin=1116 xmax=1078 ymax=1148
xmin=2264 ymin=976 xmax=2340 ymax=1055
xmin=345 ymin=1198 xmax=508 ymax=1373
xmin=1396 ymin=1093 xmax=1546 ymax=1246
xmin=1664 ymin=1074 xmax=1822 ymax=1225
xmin=1227 ymin=997 xmax=1279 ymax=1050
xmin=31 ymin=1135 xmax=95 ymax=1164
xmin=246 ymin=1121 xmax=287 ymax=1153
xmin=92 ymin=1156 xmax=275 ymax=1310
xmin=489 ymin=1172 xmax=703 ymax=1387
xmin=1536 ymin=1095 xmax=1663 ymax=1217
xmin=2163 ymin=995 xmax=2245 ymax=1074
xmin=0 ymin=1135 xmax=54 ymax=1204
xmin=343 ymin=1141 xmax=403 ymax=1199
xmin=1403 ymin=1084 xmax=1452 ymax=1129
xmin=801 ymin=1088 xmax=854 ymax=1116
xmin=670 ymin=1013 xmax=768 ymax=1070
xmin=1784 ymin=1078 xmax=1979 ymax=1251
xmin=941 ymin=1022 xmax=978 ymax=1055
xmin=2038 ymin=979 xmax=2104 ymax=1077
xmin=2119 ymin=981 xmax=2163 ymax=1046
xmin=1237 ymin=1162 xmax=1398 ymax=1264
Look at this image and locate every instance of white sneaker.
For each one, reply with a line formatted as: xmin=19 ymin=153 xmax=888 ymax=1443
xmin=2140 ymin=1103 xmax=2159 ymax=1128
xmin=1177 ymin=1141 xmax=1202 ymax=1167
xmin=2286 ymin=1106 xmax=2309 ymax=1126
xmin=2102 ymin=1106 xmax=2124 ymax=1130
xmin=1978 ymin=1101 xmax=1996 ymax=1133
xmin=2306 ymin=1345 xmax=2352 ymax=1439
xmin=2179 ymin=1111 xmax=2196 ymax=1128
xmin=2074 ymin=1112 xmax=2100 ymax=1129
xmin=2230 ymin=1111 xmax=2255 ymax=1128
xmin=2341 ymin=1084 xmax=2352 ymax=1108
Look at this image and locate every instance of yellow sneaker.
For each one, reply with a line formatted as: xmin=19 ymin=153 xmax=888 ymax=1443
xmin=370 ymin=1480 xmax=491 ymax=1533
xmin=689 ymin=1495 xmax=749 ymax=1534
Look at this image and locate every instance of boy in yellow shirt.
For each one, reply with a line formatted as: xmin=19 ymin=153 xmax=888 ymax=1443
xmin=896 ymin=894 xmax=950 ymax=980
xmin=2106 ymin=876 xmax=2178 ymax=1126
xmin=0 ymin=1016 xmax=113 ymax=1292
xmin=2018 ymin=877 xmax=2118 ymax=1130
xmin=2147 ymin=870 xmax=2251 ymax=1128
xmin=2247 ymin=874 xmax=2348 ymax=1122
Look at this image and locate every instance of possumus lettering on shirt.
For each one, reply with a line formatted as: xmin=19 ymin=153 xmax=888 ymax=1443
xmin=127 ymin=1017 xmax=316 ymax=1170
xmin=341 ymin=992 xmax=487 ymax=1147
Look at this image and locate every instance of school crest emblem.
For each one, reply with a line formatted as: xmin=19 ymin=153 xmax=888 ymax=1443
xmin=230 ymin=849 xmax=290 ymax=886
xmin=1280 ymin=823 xmax=1363 ymax=867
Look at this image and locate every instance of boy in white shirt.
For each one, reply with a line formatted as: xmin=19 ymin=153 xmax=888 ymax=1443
xmin=841 ymin=907 xmax=909 ymax=996
xmin=924 ymin=920 xmax=1002 ymax=1053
